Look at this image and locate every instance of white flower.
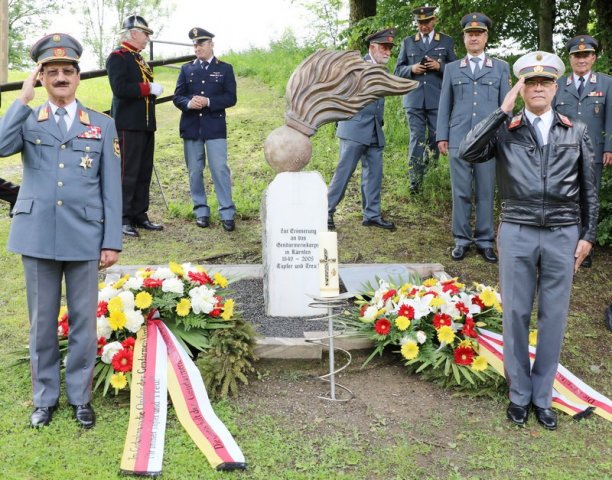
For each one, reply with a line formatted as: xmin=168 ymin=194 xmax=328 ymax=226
xmin=118 ymin=291 xmax=135 ymax=310
xmin=416 ymin=331 xmax=427 ymax=344
xmin=189 ymin=285 xmax=216 ymax=314
xmin=151 ymin=267 xmax=175 ymax=280
xmin=162 ymin=277 xmax=184 ymax=295
xmin=409 ymin=295 xmax=433 ymax=320
xmin=101 ymin=341 xmax=123 ymax=363
xmin=98 ymin=286 xmax=119 ymax=302
xmin=96 ymin=315 xmax=113 ymax=339
xmin=182 ymin=262 xmax=197 ymax=275
xmin=125 ymin=276 xmax=144 ymax=291
xmin=400 ymin=335 xmax=410 ymax=345
xmin=362 ymin=306 xmax=379 ymax=322
xmin=124 ymin=309 xmax=145 ymax=333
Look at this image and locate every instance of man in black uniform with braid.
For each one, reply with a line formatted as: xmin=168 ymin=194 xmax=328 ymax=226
xmin=106 ymin=15 xmax=164 ymax=237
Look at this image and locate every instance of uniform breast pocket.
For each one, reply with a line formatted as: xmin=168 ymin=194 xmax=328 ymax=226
xmin=451 ymin=78 xmax=468 ymax=100
xmin=23 ymin=131 xmax=55 ymax=170
xmin=72 ymin=139 xmax=102 ymax=176
xmin=587 ymin=97 xmax=605 ymax=117
xmin=480 ymin=76 xmax=501 ymax=101
xmin=555 ymin=101 xmax=572 ymax=116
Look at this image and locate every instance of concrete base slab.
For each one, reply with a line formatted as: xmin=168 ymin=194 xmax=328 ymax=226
xmin=255 ymin=337 xmax=322 ymax=359
xmin=303 ymin=331 xmax=374 ymax=352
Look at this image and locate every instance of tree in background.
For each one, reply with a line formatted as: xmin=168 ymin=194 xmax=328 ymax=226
xmin=8 ymin=0 xmax=61 ymax=69
xmin=80 ymin=0 xmax=169 ymax=68
xmin=299 ymin=0 xmax=345 ymax=48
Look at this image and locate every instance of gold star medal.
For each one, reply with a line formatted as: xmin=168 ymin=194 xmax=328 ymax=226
xmin=80 ymin=154 xmax=93 ymax=169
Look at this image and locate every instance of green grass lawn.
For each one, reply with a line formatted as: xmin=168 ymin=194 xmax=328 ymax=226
xmin=0 ymin=53 xmax=610 ymax=479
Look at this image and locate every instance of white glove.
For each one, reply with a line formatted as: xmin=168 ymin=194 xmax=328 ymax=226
xmin=149 ymin=82 xmax=163 ymax=96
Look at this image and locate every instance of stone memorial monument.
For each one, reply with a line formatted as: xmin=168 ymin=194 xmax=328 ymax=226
xmin=262 ymin=50 xmax=417 ymax=316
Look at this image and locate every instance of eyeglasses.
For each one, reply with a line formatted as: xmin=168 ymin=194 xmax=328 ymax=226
xmin=524 ymin=79 xmax=555 ymax=88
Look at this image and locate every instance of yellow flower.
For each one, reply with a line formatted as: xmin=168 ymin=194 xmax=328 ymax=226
xmin=401 ymin=342 xmax=419 ymax=360
xmin=377 ymin=308 xmax=387 ymax=317
xmin=480 ymin=288 xmax=497 ymax=307
xmin=213 ymin=272 xmax=228 ymax=288
xmin=221 ymin=299 xmax=235 ymax=320
xmin=57 ymin=306 xmax=68 ymax=321
xmin=399 ymin=283 xmax=413 ymax=294
xmin=429 ymin=296 xmax=445 ymax=308
xmin=98 ymin=281 xmax=107 ymax=290
xmin=176 ymin=298 xmax=191 ymax=317
xmin=454 ymin=282 xmax=465 ymax=289
xmin=112 ymin=275 xmax=129 ymax=289
xmin=110 ymin=372 xmax=127 ymax=390
xmin=169 ymin=261 xmax=185 ymax=277
xmin=108 ymin=311 xmax=126 ymax=330
xmin=529 ymin=330 xmax=538 ymax=346
xmin=458 ymin=339 xmax=473 ymax=348
xmin=135 ymin=291 xmax=153 ymax=310
xmin=437 ymin=325 xmax=455 ymax=344
xmin=472 ymin=356 xmax=488 ymax=372
xmin=423 ymin=278 xmax=438 ymax=287
xmin=395 ymin=315 xmax=410 ymax=331
xmin=494 ymin=302 xmax=503 ymax=313
xmin=137 ymin=268 xmax=153 ymax=278
xmin=107 ymin=296 xmax=123 ymax=314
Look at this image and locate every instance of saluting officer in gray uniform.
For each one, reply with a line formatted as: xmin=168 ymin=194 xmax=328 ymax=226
xmin=395 ymin=6 xmax=456 ymax=193
xmin=459 ymin=52 xmax=598 ymax=430
xmin=437 ymin=13 xmax=511 ymax=263
xmin=555 ymin=35 xmax=612 ymax=194
xmin=327 ymin=29 xmax=397 ymax=231
xmin=0 ymin=34 xmax=122 ymax=428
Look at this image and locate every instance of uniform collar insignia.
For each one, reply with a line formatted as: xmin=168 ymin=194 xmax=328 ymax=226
xmin=508 ymin=114 xmax=523 ymax=130
xmin=485 ymin=57 xmax=493 ymax=67
xmin=79 ymin=109 xmax=90 ymax=125
xmin=415 ymin=33 xmax=421 ymax=41
xmin=557 ymin=112 xmax=573 ymax=127
xmin=37 ymin=106 xmax=50 ymax=122
xmin=590 ymin=73 xmax=597 ymax=83
xmin=434 ymin=33 xmax=440 ymax=41
xmin=460 ymin=58 xmax=468 ymax=68
xmin=566 ymin=76 xmax=572 ymax=86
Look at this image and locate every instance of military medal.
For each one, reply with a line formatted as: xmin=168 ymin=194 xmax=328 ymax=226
xmin=80 ymin=154 xmax=93 ymax=169
xmin=595 ymin=105 xmax=600 ymax=114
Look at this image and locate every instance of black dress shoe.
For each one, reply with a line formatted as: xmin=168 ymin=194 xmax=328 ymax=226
xmin=327 ymin=214 xmax=336 ymax=230
xmin=122 ymin=224 xmax=139 ymax=237
xmin=30 ymin=405 xmax=57 ymax=428
xmin=362 ymin=218 xmax=396 ymax=230
xmin=134 ymin=220 xmax=164 ymax=231
xmin=581 ymin=251 xmax=593 ymax=268
xmin=221 ymin=219 xmax=235 ymax=232
xmin=506 ymin=402 xmax=530 ymax=426
xmin=477 ymin=246 xmax=498 ymax=263
xmin=196 ymin=216 xmax=210 ymax=228
xmin=533 ymin=405 xmax=557 ymax=430
xmin=451 ymin=245 xmax=469 ymax=261
xmin=72 ymin=403 xmax=96 ymax=429
xmin=605 ymin=304 xmax=612 ymax=332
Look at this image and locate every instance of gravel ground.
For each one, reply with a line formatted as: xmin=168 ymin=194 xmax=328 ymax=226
xmin=230 ymin=278 xmax=350 ymax=338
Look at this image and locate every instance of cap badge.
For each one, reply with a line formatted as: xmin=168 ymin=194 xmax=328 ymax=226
xmin=580 ymin=38 xmax=585 ymax=42
xmin=192 ymin=28 xmax=198 ymax=36
xmin=535 ymin=53 xmax=543 ymax=61
xmin=471 ymin=21 xmax=478 ymax=26
xmin=53 ymin=34 xmax=61 ymax=42
xmin=578 ymin=44 xmax=585 ymax=50
xmin=53 ymin=48 xmax=66 ymax=57
xmin=472 ymin=15 xmax=477 ymax=19
xmin=534 ymin=65 xmax=544 ymax=73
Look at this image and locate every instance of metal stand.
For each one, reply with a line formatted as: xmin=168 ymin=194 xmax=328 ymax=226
xmin=306 ymin=292 xmax=355 ymax=402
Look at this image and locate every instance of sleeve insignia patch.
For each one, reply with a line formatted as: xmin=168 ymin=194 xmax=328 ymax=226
xmin=113 ymin=137 xmax=121 ymax=157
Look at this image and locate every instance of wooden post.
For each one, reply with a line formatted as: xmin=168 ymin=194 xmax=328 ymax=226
xmin=0 ymin=0 xmax=7 ymax=83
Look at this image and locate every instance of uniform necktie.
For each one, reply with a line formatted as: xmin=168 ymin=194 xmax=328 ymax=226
xmin=201 ymin=60 xmax=209 ymax=70
xmin=577 ymin=76 xmax=585 ymax=96
xmin=532 ymin=117 xmax=545 ymax=147
xmin=470 ymin=57 xmax=481 ymax=75
xmin=424 ymin=35 xmax=430 ymax=48
xmin=56 ymin=107 xmax=68 ymax=137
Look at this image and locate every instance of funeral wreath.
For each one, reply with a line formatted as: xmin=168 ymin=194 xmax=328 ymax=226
xmin=56 ymin=262 xmax=257 ymax=399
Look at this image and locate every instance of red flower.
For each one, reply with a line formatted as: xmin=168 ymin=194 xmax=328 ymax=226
xmin=408 ymin=288 xmax=419 ymax=297
xmin=360 ymin=304 xmax=368 ymax=316
xmin=188 ymin=270 xmax=213 ymax=285
xmin=97 ymin=337 xmax=107 ymax=356
xmin=398 ymin=304 xmax=415 ymax=320
xmin=143 ymin=278 xmax=163 ymax=289
xmin=210 ymin=308 xmax=222 ymax=317
xmin=97 ymin=301 xmax=108 ymax=317
xmin=57 ymin=318 xmax=69 ymax=337
xmin=455 ymin=301 xmax=469 ymax=315
xmin=442 ymin=283 xmax=459 ymax=294
xmin=462 ymin=316 xmax=477 ymax=338
xmin=425 ymin=290 xmax=438 ymax=297
xmin=382 ymin=289 xmax=397 ymax=302
xmin=121 ymin=337 xmax=136 ymax=350
xmin=111 ymin=348 xmax=134 ymax=372
xmin=374 ymin=318 xmax=391 ymax=335
xmin=433 ymin=313 xmax=452 ymax=329
xmin=472 ymin=295 xmax=485 ymax=310
xmin=454 ymin=346 xmax=475 ymax=365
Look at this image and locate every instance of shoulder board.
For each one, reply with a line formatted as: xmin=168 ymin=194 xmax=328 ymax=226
xmin=508 ymin=114 xmax=522 ymax=130
xmin=434 ymin=33 xmax=440 ymax=41
xmin=415 ymin=33 xmax=420 ymax=41
xmin=86 ymin=107 xmax=113 ymax=120
xmin=214 ymin=58 xmax=227 ymax=65
xmin=558 ymin=113 xmax=573 ymax=127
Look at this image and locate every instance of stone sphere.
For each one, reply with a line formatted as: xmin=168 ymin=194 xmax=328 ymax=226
xmin=264 ymin=125 xmax=312 ymax=172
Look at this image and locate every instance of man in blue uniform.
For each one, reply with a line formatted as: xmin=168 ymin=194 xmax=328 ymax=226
xmin=395 ymin=6 xmax=456 ymax=193
xmin=437 ymin=13 xmax=511 ymax=263
xmin=0 ymin=34 xmax=122 ymax=428
xmin=107 ymin=15 xmax=164 ymax=237
xmin=327 ymin=29 xmax=397 ymax=231
xmin=173 ymin=27 xmax=237 ymax=231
